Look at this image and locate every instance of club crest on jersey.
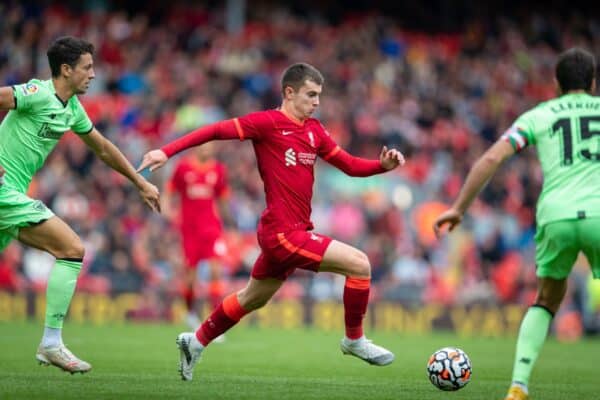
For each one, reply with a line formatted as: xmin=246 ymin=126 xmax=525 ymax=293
xmin=21 ymin=83 xmax=39 ymax=96
xmin=308 ymin=131 xmax=316 ymax=147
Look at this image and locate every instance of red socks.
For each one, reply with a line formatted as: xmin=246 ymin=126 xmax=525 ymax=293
xmin=343 ymin=277 xmax=370 ymax=339
xmin=208 ymin=281 xmax=225 ymax=310
xmin=195 ymin=276 xmax=370 ymax=346
xmin=183 ymin=281 xmax=224 ymax=312
xmin=196 ymin=293 xmax=249 ymax=346
xmin=183 ymin=285 xmax=195 ymax=311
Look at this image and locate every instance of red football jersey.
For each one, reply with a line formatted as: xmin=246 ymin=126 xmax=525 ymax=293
xmin=167 ymin=157 xmax=228 ymax=236
xmin=234 ymin=110 xmax=340 ymax=234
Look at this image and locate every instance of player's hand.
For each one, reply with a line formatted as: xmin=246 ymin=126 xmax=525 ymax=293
xmin=380 ymin=146 xmax=405 ymax=170
xmin=137 ymin=149 xmax=168 ymax=173
xmin=0 ymin=163 xmax=4 ymax=185
xmin=138 ymin=180 xmax=161 ymax=213
xmin=433 ymin=208 xmax=463 ymax=238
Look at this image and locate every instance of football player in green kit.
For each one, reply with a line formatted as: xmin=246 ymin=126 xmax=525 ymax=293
xmin=0 ymin=36 xmax=160 ymax=374
xmin=434 ymin=48 xmax=600 ymax=400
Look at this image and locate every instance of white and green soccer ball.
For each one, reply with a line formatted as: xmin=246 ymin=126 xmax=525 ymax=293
xmin=426 ymin=347 xmax=472 ymax=391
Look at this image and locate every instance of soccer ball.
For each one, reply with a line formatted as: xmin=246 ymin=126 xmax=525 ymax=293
xmin=426 ymin=347 xmax=472 ymax=391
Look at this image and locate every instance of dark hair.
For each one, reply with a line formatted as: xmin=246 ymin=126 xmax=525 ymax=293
xmin=281 ymin=63 xmax=324 ymax=95
xmin=47 ymin=36 xmax=94 ymax=77
xmin=555 ymin=48 xmax=596 ymax=93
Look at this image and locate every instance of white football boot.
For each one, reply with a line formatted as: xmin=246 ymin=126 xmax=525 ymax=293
xmin=36 ymin=344 xmax=92 ymax=374
xmin=340 ymin=336 xmax=395 ymax=366
xmin=176 ymin=332 xmax=204 ymax=381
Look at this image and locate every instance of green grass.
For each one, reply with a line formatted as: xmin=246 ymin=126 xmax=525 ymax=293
xmin=0 ymin=321 xmax=597 ymax=399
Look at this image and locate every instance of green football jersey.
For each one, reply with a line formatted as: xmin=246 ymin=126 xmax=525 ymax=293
xmin=0 ymin=79 xmax=93 ymax=194
xmin=503 ymin=93 xmax=600 ymax=226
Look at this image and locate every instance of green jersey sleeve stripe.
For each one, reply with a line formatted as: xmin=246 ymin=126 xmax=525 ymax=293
xmin=11 ymin=86 xmax=17 ymax=109
xmin=74 ymin=125 xmax=94 ymax=135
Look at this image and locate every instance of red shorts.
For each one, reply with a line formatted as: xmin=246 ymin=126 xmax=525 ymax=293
xmin=251 ymin=230 xmax=333 ymax=281
xmin=182 ymin=234 xmax=226 ymax=268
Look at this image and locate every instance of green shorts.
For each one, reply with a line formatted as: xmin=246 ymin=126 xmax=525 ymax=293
xmin=535 ymin=218 xmax=600 ymax=280
xmin=0 ymin=184 xmax=54 ymax=251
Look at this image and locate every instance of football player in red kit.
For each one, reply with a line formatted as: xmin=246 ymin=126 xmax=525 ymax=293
xmin=138 ymin=63 xmax=405 ymax=381
xmin=165 ymin=142 xmax=229 ymax=334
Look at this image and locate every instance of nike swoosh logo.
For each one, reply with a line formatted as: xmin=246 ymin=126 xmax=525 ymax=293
xmin=282 ymin=130 xmax=293 ymax=135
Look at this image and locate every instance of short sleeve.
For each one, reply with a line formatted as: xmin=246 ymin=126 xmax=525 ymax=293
xmin=501 ymin=111 xmax=536 ymax=152
xmin=314 ymin=121 xmax=340 ymax=159
xmin=70 ymin=96 xmax=94 ymax=135
xmin=12 ymin=81 xmax=51 ymax=113
xmin=236 ymin=111 xmax=274 ymax=141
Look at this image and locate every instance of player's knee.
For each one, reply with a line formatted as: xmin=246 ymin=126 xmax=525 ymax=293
xmin=349 ymin=250 xmax=371 ymax=278
xmin=534 ymin=295 xmax=562 ymax=314
xmin=55 ymin=237 xmax=85 ymax=260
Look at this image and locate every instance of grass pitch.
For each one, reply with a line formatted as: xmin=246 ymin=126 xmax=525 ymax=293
xmin=0 ymin=321 xmax=597 ymax=399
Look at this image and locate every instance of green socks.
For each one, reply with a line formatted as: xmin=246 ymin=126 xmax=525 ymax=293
xmin=511 ymin=305 xmax=553 ymax=386
xmin=44 ymin=259 xmax=82 ymax=329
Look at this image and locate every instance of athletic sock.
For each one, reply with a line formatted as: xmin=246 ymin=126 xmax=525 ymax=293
xmin=343 ymin=276 xmax=370 ymax=340
xmin=41 ymin=326 xmax=63 ymax=348
xmin=44 ymin=259 xmax=82 ymax=329
xmin=196 ymin=293 xmax=249 ymax=346
xmin=183 ymin=284 xmax=195 ymax=311
xmin=511 ymin=305 xmax=554 ymax=386
xmin=208 ymin=280 xmax=224 ymax=310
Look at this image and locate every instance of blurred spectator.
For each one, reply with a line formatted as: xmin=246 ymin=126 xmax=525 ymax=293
xmin=0 ymin=2 xmax=598 ymax=330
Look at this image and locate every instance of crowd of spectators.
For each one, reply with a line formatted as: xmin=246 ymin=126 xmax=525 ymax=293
xmin=0 ymin=1 xmax=599 ymax=333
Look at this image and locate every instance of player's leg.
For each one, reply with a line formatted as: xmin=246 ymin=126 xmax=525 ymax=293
xmin=18 ymin=216 xmax=91 ymax=374
xmin=206 ymin=256 xmax=227 ymax=342
xmin=176 ymin=253 xmax=284 ymax=381
xmin=182 ymin=264 xmax=200 ymax=329
xmin=319 ymin=240 xmax=370 ymax=338
xmin=195 ymin=276 xmax=283 ymax=345
xmin=505 ymin=221 xmax=578 ymax=400
xmin=180 ymin=238 xmax=201 ymax=329
xmin=579 ymin=217 xmax=600 ymax=281
xmin=319 ymin=240 xmax=394 ymax=366
xmin=207 ymin=257 xmax=225 ymax=311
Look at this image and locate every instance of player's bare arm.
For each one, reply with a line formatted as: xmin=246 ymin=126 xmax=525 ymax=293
xmin=0 ymin=86 xmax=16 ymax=110
xmin=80 ymin=128 xmax=161 ymax=212
xmin=161 ymin=188 xmax=179 ymax=222
xmin=433 ymin=139 xmax=515 ymax=237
